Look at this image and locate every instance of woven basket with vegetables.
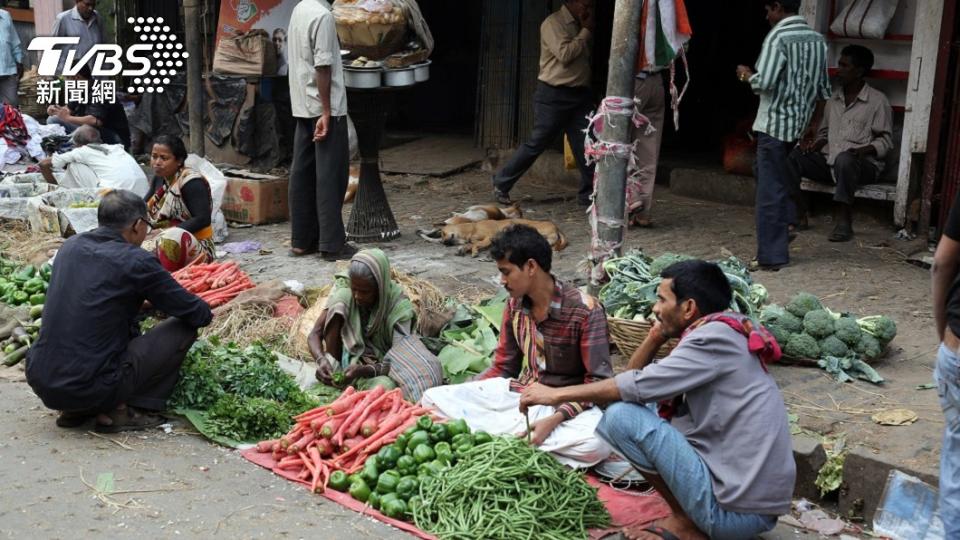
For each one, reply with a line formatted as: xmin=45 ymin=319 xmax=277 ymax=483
xmin=600 ymin=251 xmax=766 ymax=357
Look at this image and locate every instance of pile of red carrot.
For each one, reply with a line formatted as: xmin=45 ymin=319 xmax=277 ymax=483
xmin=254 ymin=386 xmax=427 ymax=493
xmin=172 ymin=261 xmax=255 ymax=307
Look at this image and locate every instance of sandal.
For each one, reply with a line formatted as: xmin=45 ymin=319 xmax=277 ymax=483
xmin=56 ymin=411 xmax=94 ymax=428
xmin=288 ymin=246 xmax=319 ymax=257
xmin=94 ymin=407 xmax=166 ymax=433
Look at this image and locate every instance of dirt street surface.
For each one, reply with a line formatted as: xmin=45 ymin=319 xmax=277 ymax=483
xmin=0 ymin=166 xmax=936 ymax=539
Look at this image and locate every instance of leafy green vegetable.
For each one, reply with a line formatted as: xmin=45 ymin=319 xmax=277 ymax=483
xmin=649 ymin=252 xmax=694 ymax=277
xmin=858 ymin=315 xmax=897 ymax=345
xmin=205 ymin=394 xmax=295 ymax=442
xmin=815 ymin=439 xmax=846 ymax=496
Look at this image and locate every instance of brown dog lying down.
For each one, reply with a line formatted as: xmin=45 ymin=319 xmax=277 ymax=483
xmin=440 ymin=204 xmax=523 ymax=225
xmin=418 ymin=218 xmax=567 ymax=256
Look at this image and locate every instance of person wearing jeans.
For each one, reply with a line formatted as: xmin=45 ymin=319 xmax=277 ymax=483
xmin=736 ymin=0 xmax=830 ymax=270
xmin=520 ymin=260 xmax=794 ymax=540
xmin=930 ymin=190 xmax=960 ymax=537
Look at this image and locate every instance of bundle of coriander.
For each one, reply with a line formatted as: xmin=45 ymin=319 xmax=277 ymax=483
xmin=412 ymin=436 xmax=610 ymax=539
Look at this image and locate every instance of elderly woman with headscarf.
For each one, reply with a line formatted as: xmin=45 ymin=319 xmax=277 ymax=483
xmin=308 ymin=248 xmax=412 ymax=382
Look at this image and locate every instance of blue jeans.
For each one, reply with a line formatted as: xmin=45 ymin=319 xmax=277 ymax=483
xmin=936 ymin=344 xmax=960 ymax=537
xmin=596 ymin=402 xmax=778 ymax=540
xmin=754 ymin=133 xmax=793 ymax=266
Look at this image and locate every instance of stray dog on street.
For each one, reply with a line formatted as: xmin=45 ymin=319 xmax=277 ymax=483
xmin=418 ymin=218 xmax=567 ymax=257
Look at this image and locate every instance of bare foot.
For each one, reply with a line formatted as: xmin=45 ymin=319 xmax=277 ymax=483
xmin=622 ymin=515 xmax=706 ymax=540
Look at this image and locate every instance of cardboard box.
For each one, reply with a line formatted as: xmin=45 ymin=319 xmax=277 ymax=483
xmin=221 ymin=170 xmax=288 ymax=225
xmin=213 ymin=30 xmax=277 ymax=77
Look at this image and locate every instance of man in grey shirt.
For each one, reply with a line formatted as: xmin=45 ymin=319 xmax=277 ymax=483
xmin=521 ymin=260 xmax=795 ymax=540
xmin=51 ymin=0 xmax=104 ymax=73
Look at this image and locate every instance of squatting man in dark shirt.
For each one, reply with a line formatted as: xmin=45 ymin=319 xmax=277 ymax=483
xmin=26 ymin=190 xmax=212 ymax=432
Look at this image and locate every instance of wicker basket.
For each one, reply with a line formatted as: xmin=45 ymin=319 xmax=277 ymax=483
xmin=607 ymin=316 xmax=678 ymax=359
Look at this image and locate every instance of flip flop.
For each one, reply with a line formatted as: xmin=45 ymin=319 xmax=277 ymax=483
xmin=94 ymin=408 xmax=166 ymax=434
xmin=641 ymin=526 xmax=681 ymax=540
xmin=288 ymin=247 xmax=319 ymax=257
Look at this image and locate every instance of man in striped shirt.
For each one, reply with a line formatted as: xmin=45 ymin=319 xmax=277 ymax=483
xmin=737 ymin=0 xmax=830 ymax=271
xmin=421 ymin=224 xmax=613 ymax=469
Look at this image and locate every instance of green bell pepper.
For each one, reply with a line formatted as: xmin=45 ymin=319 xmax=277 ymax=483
xmin=451 ymin=433 xmax=473 ymax=447
xmin=407 ymin=495 xmax=423 ymax=516
xmin=12 ymin=266 xmax=35 ymax=284
xmin=412 ymin=444 xmax=435 ymax=464
xmin=376 ymin=445 xmax=402 ymax=470
xmin=406 ymin=430 xmax=431 ymax=454
xmin=328 ymin=470 xmax=350 ymax=492
xmin=28 ymin=293 xmax=45 ymax=306
xmin=367 ymin=491 xmax=381 ymax=510
xmin=381 ymin=497 xmax=407 ymax=519
xmin=11 ymin=291 xmax=28 ymax=305
xmin=361 ymin=460 xmax=379 ymax=486
xmin=429 ymin=423 xmax=450 ymax=443
xmin=22 ymin=278 xmax=44 ymax=295
xmin=376 ymin=470 xmax=401 ymax=494
xmin=454 ymin=441 xmax=475 ymax=458
xmin=39 ymin=263 xmax=52 ymax=281
xmin=416 ymin=416 xmax=433 ymax=431
xmin=347 ymin=473 xmax=362 ymax=485
xmin=349 ymin=479 xmax=371 ymax=502
xmin=433 ymin=442 xmax=453 ymax=464
xmin=396 ymin=455 xmax=417 ymax=476
xmin=446 ymin=418 xmax=470 ymax=437
xmin=473 ymin=430 xmax=494 ymax=445
xmin=395 ymin=476 xmax=418 ymax=500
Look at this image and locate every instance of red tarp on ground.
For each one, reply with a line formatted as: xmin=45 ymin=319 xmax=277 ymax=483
xmin=242 ymin=447 xmax=672 ymax=539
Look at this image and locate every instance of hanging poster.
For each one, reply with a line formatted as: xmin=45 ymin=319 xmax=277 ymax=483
xmin=216 ymin=0 xmax=300 ymax=75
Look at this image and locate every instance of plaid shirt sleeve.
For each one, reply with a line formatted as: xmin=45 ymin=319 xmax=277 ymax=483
xmin=555 ymin=302 xmax=613 ymax=420
xmin=475 ymin=299 xmax=522 ymax=381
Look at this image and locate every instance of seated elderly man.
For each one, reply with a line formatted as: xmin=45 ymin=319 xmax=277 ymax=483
xmin=422 ymin=224 xmax=613 ymax=468
xmin=46 ymin=66 xmax=131 ymax=150
xmin=39 ymin=125 xmax=148 ymax=196
xmin=26 ymin=190 xmax=212 ymax=432
xmin=521 ymin=260 xmax=795 ymax=540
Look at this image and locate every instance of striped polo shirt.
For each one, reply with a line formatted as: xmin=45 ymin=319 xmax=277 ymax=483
xmin=750 ymin=15 xmax=831 ymax=142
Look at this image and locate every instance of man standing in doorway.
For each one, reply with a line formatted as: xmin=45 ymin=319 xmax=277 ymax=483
xmin=787 ymin=45 xmax=892 ymax=242
xmin=0 ymin=2 xmax=23 ymax=107
xmin=737 ymin=0 xmax=830 ymax=271
xmin=492 ymin=0 xmax=596 ymax=207
xmin=51 ymin=0 xmax=104 ymax=73
xmin=287 ymin=0 xmax=353 ymax=261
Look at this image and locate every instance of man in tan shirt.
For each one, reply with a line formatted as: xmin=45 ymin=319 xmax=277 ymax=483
xmin=493 ymin=0 xmax=596 ymax=207
xmin=788 ymin=44 xmax=893 ymax=242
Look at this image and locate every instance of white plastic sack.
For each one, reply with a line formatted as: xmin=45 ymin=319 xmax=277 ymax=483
xmin=185 ymin=154 xmax=228 ymax=242
xmin=830 ymin=0 xmax=899 ymax=40
xmin=27 ymin=188 xmax=101 ymax=236
xmin=347 ymin=115 xmax=358 ymax=160
xmin=420 ymin=377 xmax=612 ymax=469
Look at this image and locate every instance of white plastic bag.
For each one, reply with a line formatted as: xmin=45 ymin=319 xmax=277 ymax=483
xmin=830 ymin=0 xmax=899 ymax=40
xmin=184 ymin=154 xmax=228 ymax=242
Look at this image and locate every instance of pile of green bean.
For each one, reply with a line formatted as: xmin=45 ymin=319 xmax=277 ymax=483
xmin=411 ymin=436 xmax=610 ymax=539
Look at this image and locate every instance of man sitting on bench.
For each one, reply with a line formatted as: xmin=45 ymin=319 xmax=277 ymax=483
xmin=788 ymin=44 xmax=893 ymax=242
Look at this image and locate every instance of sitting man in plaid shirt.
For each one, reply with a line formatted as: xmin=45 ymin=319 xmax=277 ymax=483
xmin=421 ymin=224 xmax=613 ymax=468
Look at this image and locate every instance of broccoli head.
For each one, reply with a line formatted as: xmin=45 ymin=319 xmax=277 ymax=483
xmin=855 ymin=333 xmax=883 ymax=359
xmin=650 ymin=252 xmax=695 ymax=277
xmin=859 ymin=315 xmax=897 ymax=345
xmin=765 ymin=323 xmax=791 ymax=348
xmin=785 ymin=333 xmax=820 ymax=359
xmin=786 ymin=292 xmax=823 ymax=318
xmin=760 ymin=305 xmax=803 ymax=334
xmin=803 ymin=309 xmax=836 ymax=339
xmin=834 ymin=317 xmax=863 ymax=346
xmin=819 ymin=335 xmax=850 ymax=358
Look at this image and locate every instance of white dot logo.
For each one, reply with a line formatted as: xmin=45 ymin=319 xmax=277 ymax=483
xmin=127 ymin=18 xmax=186 ymax=94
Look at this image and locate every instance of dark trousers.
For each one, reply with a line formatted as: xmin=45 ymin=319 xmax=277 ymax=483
xmin=754 ymin=133 xmax=794 ymax=266
xmin=787 ymin=148 xmax=877 ymax=206
xmin=289 ymin=115 xmax=350 ymax=252
xmin=115 ymin=318 xmax=199 ymax=411
xmin=493 ymin=82 xmax=595 ymax=201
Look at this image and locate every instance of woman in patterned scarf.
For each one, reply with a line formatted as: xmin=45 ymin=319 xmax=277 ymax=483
xmin=309 ymin=248 xmax=416 ymax=386
xmin=144 ymin=135 xmax=215 ymax=271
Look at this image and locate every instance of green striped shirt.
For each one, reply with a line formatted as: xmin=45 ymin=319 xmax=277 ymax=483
xmin=750 ymin=16 xmax=831 ymax=142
